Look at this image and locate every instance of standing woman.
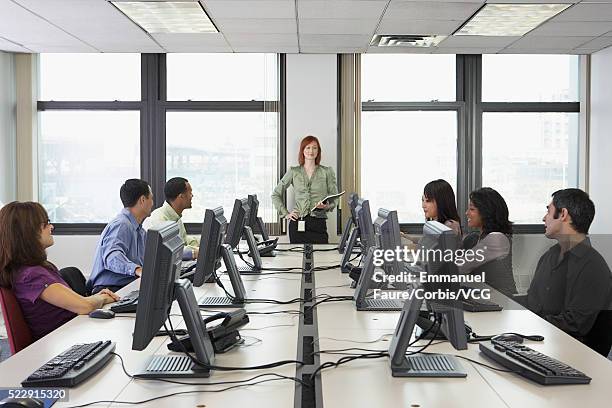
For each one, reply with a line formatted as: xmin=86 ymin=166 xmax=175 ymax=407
xmin=422 ymin=179 xmax=462 ymax=235
xmin=271 ymin=135 xmax=338 ymax=244
xmin=458 ymin=187 xmax=517 ymax=297
xmin=0 ymin=202 xmax=119 ymax=341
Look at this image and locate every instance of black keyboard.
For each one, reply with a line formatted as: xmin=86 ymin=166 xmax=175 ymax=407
xmin=110 ymin=290 xmax=139 ymax=313
xmin=22 ymin=341 xmax=115 ymax=388
xmin=480 ymin=339 xmax=591 ymax=385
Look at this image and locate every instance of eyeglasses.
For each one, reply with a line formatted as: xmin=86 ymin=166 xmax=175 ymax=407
xmin=42 ymin=219 xmax=51 ymax=227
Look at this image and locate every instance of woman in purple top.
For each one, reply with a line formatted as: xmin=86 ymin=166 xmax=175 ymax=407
xmin=0 ymin=202 xmax=120 ymax=341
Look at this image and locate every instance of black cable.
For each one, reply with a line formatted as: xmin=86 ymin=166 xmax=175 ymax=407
xmin=165 ymin=319 xmax=304 ymax=372
xmin=451 ymin=354 xmax=517 ymax=373
xmin=64 ymin=375 xmax=306 ymax=408
xmin=304 ymin=295 xmax=354 ymax=311
xmin=308 ymin=352 xmax=389 ymax=383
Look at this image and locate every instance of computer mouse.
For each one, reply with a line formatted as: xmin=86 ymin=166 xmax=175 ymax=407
xmin=494 ymin=333 xmax=524 ymax=343
xmin=0 ymin=397 xmax=44 ymax=408
xmin=88 ymin=308 xmax=115 ymax=319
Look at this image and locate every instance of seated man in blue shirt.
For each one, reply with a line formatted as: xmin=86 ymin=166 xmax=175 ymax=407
xmin=87 ymin=179 xmax=154 ymax=294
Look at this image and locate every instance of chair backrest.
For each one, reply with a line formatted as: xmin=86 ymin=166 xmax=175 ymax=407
xmin=0 ymin=287 xmax=33 ymax=354
xmin=584 ymin=309 xmax=612 ymax=357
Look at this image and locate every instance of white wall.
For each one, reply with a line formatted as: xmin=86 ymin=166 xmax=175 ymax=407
xmin=590 ymin=47 xmax=612 ymax=235
xmin=47 ymin=236 xmax=99 ymax=278
xmin=0 ymin=51 xmax=16 ymax=204
xmin=286 ymin=54 xmax=339 ymax=242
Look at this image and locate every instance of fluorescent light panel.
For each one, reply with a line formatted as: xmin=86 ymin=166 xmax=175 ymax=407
xmin=111 ymin=1 xmax=217 ymax=34
xmin=455 ymin=4 xmax=570 ymax=36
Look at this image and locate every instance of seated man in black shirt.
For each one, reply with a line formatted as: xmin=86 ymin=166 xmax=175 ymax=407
xmin=527 ymin=188 xmax=612 ymax=355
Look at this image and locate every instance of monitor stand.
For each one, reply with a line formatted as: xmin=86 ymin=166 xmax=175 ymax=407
xmin=199 ymin=244 xmax=246 ymax=308
xmin=135 ymin=280 xmax=215 ymax=378
xmin=238 ymin=226 xmax=262 ymax=274
xmin=341 ymin=227 xmax=360 ymax=273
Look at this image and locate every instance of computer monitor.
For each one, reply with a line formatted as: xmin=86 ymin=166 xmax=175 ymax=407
xmin=338 ymin=192 xmax=359 ymax=253
xmin=387 ymin=220 xmax=467 ymax=377
xmin=224 ymin=197 xmax=262 ymax=273
xmin=225 ymin=198 xmax=249 ymax=249
xmin=355 ymin=198 xmax=375 ymax=254
xmin=132 ymin=222 xmax=216 ymax=378
xmin=373 ymin=208 xmax=402 ymax=280
xmin=247 ymin=194 xmax=270 ymax=241
xmin=193 ymin=207 xmax=227 ymax=287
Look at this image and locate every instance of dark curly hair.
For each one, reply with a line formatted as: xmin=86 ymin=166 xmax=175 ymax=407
xmin=469 ymin=187 xmax=512 ymax=236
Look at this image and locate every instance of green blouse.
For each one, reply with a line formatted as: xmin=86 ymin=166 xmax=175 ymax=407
xmin=271 ymin=165 xmax=338 ymax=219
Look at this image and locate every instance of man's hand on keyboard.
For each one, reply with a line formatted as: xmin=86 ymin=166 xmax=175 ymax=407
xmin=99 ymin=288 xmax=120 ymax=303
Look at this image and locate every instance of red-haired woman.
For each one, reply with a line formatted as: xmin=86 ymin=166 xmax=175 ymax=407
xmin=0 ymin=202 xmax=119 ymax=341
xmin=272 ymin=135 xmax=338 ymax=243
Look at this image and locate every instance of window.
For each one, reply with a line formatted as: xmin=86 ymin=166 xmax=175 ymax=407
xmin=166 ymin=111 xmax=278 ymax=223
xmin=481 ymin=55 xmax=580 ymax=224
xmin=39 ymin=111 xmax=140 ymax=222
xmin=167 ymin=53 xmax=278 ymax=101
xmin=361 ymin=111 xmax=457 ymax=222
xmin=39 ymin=54 xmax=140 ymax=101
xmin=358 ymin=54 xmax=581 ymax=229
xmin=37 ymin=53 xmax=282 ymax=231
xmin=482 ymin=55 xmax=579 ymax=102
xmin=165 ymin=53 xmax=281 ymax=226
xmin=38 ymin=54 xmax=141 ymax=225
xmin=361 ymin=54 xmax=456 ymax=102
xmin=360 ymin=54 xmax=459 ymax=224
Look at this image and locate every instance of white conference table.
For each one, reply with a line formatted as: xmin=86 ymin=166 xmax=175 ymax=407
xmin=0 ymin=244 xmax=306 ymax=408
xmin=313 ymin=249 xmax=612 ymax=408
xmin=2 ymin=243 xmax=612 ymax=408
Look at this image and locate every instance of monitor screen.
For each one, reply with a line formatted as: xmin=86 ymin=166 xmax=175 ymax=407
xmin=132 ymin=221 xmax=184 ymax=351
xmin=374 ymin=208 xmax=402 ymax=278
xmin=224 ymin=198 xmax=249 ymax=249
xmin=355 ymin=198 xmax=375 ymax=253
xmin=246 ymin=194 xmax=259 ymax=231
xmin=193 ymin=207 xmax=227 ymax=287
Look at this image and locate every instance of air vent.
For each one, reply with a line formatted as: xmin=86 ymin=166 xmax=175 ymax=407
xmin=371 ymin=34 xmax=446 ymax=48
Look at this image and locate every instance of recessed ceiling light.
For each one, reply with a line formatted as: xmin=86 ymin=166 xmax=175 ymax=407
xmin=371 ymin=35 xmax=446 ymax=48
xmin=111 ymin=1 xmax=218 ymax=34
xmin=455 ymin=4 xmax=570 ymax=36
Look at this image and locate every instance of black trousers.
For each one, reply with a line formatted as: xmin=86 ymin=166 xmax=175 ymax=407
xmin=288 ymin=216 xmax=328 ymax=244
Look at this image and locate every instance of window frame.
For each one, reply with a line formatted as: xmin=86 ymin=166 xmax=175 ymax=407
xmin=38 ymin=53 xmax=285 ymax=235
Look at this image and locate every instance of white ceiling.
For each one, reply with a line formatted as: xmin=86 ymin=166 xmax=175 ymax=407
xmin=1 ymin=0 xmax=612 ymax=54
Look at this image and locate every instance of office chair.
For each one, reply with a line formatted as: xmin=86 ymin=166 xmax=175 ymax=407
xmin=0 ymin=287 xmax=34 ymax=354
xmin=58 ymin=267 xmax=88 ymax=296
xmin=584 ymin=309 xmax=612 ymax=357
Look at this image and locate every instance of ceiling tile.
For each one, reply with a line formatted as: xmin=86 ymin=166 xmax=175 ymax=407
xmin=224 ymin=33 xmax=298 ymax=47
xmin=528 ymin=21 xmax=612 ymax=37
xmin=300 ymin=19 xmax=379 ymax=35
xmin=299 ymin=34 xmax=372 ymax=47
xmin=506 ymin=35 xmax=591 ymax=49
xmin=572 ymin=35 xmax=612 ymax=51
xmin=378 ymin=19 xmax=463 ymax=35
xmin=0 ymin=0 xmax=96 ymax=51
xmin=432 ymin=47 xmax=503 ymax=54
xmin=499 ymin=48 xmax=576 ymax=54
xmin=553 ymin=3 xmax=612 ymax=22
xmin=438 ymin=35 xmax=520 ymax=47
xmin=385 ymin=1 xmax=483 ymax=20
xmin=15 ymin=0 xmax=163 ymax=52
xmin=0 ymin=36 xmax=30 ymax=53
xmin=232 ymin=45 xmax=299 ymax=53
xmin=298 ymin=1 xmax=387 ymax=19
xmin=216 ymin=19 xmax=296 ymax=34
xmin=152 ymin=33 xmax=231 ymax=50
xmin=204 ymin=1 xmax=296 ymax=19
